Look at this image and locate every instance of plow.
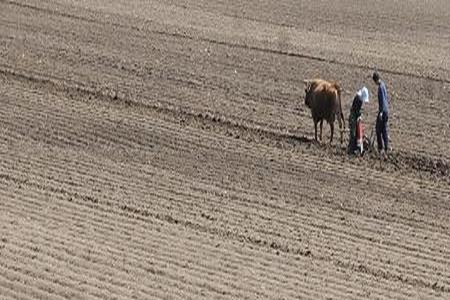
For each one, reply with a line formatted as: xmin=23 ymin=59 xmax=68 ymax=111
xmin=343 ymin=118 xmax=377 ymax=156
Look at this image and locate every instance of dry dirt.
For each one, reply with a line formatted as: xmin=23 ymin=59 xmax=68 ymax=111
xmin=1 ymin=0 xmax=450 ymax=299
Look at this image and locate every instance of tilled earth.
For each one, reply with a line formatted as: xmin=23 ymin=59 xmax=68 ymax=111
xmin=1 ymin=0 xmax=450 ymax=299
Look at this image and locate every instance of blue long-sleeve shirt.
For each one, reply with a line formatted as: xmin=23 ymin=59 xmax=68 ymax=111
xmin=378 ymin=81 xmax=389 ymax=114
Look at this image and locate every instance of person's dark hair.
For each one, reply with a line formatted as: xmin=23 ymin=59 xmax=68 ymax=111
xmin=372 ymin=71 xmax=380 ymax=83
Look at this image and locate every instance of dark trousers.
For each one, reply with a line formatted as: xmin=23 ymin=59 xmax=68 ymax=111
xmin=348 ymin=137 xmax=357 ymax=154
xmin=376 ymin=112 xmax=389 ymax=151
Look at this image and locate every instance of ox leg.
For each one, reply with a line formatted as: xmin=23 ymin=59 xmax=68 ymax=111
xmin=329 ymin=121 xmax=334 ymax=144
xmin=314 ymin=121 xmax=318 ymax=142
xmin=337 ymin=115 xmax=343 ymax=144
xmin=319 ymin=120 xmax=323 ymax=142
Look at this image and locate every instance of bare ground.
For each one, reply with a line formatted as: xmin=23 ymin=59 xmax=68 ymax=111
xmin=0 ymin=0 xmax=449 ymax=299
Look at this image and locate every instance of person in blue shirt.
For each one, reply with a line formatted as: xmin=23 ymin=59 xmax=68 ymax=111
xmin=372 ymin=72 xmax=390 ymax=153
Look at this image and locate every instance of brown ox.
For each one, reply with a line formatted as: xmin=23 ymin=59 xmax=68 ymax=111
xmin=304 ymin=79 xmax=345 ymax=144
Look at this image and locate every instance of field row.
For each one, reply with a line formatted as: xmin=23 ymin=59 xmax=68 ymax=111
xmin=1 ymin=173 xmax=447 ymax=300
xmin=1 ymin=77 xmax=449 ymax=298
xmin=1 ymin=1 xmax=450 ymax=299
xmin=1 ymin=0 xmax=450 ymax=161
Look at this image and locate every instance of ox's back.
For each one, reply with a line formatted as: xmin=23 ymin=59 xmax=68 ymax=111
xmin=304 ymin=79 xmax=345 ymax=143
xmin=306 ymin=80 xmax=341 ymax=121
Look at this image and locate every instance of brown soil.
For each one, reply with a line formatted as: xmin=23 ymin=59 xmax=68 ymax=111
xmin=1 ymin=0 xmax=449 ymax=299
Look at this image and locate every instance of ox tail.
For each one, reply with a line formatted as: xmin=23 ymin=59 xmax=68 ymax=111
xmin=338 ymin=87 xmax=345 ymax=131
xmin=334 ymin=83 xmax=345 ymax=142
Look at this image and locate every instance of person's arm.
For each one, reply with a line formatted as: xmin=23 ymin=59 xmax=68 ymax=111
xmin=378 ymin=85 xmax=384 ymax=119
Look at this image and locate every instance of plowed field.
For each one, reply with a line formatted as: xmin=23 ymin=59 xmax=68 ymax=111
xmin=1 ymin=0 xmax=449 ymax=299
